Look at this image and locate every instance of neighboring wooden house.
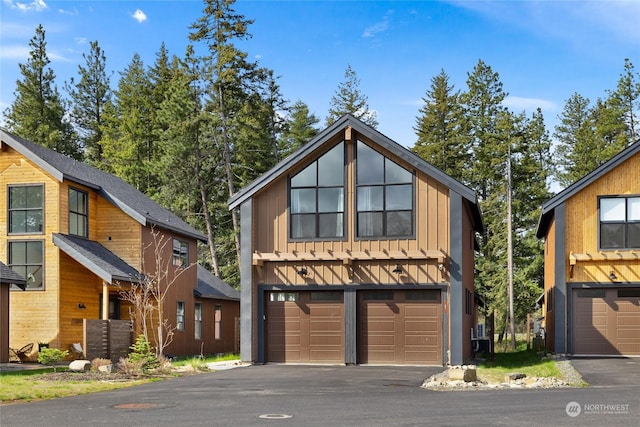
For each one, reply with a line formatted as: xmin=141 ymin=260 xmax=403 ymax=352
xmin=228 ymin=115 xmax=484 ymax=366
xmin=537 ymin=140 xmax=640 ymax=355
xmin=0 ymin=130 xmax=239 ymax=360
xmin=1 ymin=261 xmax=26 ymax=363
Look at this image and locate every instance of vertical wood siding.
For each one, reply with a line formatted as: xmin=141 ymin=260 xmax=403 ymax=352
xmin=565 ymin=152 xmax=640 ymax=283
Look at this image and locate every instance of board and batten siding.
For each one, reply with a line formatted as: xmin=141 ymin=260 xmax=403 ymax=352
xmin=543 ymin=217 xmax=556 ymax=352
xmin=251 ymin=137 xmax=451 ymax=286
xmin=564 ymin=152 xmax=640 ymax=283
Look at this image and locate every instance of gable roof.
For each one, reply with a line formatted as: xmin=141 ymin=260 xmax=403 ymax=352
xmin=536 ymin=139 xmax=640 ymax=238
xmin=0 ymin=261 xmax=27 ymax=290
xmin=1 ymin=130 xmax=206 ymax=242
xmin=195 ymin=265 xmax=240 ymax=301
xmin=53 ymin=234 xmax=143 ymax=284
xmin=228 ymin=114 xmax=483 ymax=232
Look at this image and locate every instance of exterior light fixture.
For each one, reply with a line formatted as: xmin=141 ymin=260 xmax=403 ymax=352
xmin=609 ymin=271 xmax=617 ymax=280
xmin=392 ymin=264 xmax=402 ymax=274
xmin=438 ymin=262 xmax=444 ymax=271
xmin=78 ymin=303 xmax=86 ymax=309
xmin=297 ymin=267 xmax=308 ymax=277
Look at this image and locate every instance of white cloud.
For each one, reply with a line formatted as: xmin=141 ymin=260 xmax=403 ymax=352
xmin=362 ymin=10 xmax=394 ymax=38
xmin=0 ymin=45 xmax=31 ymax=60
xmin=4 ymin=0 xmax=47 ymax=12
xmin=74 ymin=37 xmax=88 ymax=45
xmin=503 ymin=96 xmax=558 ymax=113
xmin=58 ymin=7 xmax=78 ymax=16
xmin=131 ymin=9 xmax=147 ymax=23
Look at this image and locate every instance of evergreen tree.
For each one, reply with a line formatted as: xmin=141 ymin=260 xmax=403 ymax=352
xmin=554 ymin=93 xmax=627 ymax=187
xmin=4 ymin=24 xmax=80 ymax=159
xmin=609 ymin=58 xmax=640 ymax=142
xmin=326 ymin=64 xmax=378 ymax=128
xmin=65 ymin=40 xmax=111 ymax=165
xmin=278 ymin=100 xmax=319 ymax=158
xmin=189 ymin=0 xmax=263 ymax=274
xmin=100 ymin=53 xmax=155 ymax=193
xmin=412 ymin=69 xmax=469 ymax=178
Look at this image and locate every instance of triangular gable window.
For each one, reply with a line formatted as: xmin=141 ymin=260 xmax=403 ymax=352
xmin=290 ymin=142 xmax=345 ymax=239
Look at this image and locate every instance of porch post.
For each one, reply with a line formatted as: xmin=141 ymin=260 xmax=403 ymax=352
xmin=102 ymin=281 xmax=109 ymax=320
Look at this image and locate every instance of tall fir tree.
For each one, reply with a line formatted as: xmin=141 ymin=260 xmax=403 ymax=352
xmin=412 ymin=69 xmax=469 ymax=178
xmin=4 ymin=24 xmax=80 ymax=159
xmin=278 ymin=100 xmax=319 ymax=158
xmin=100 ymin=53 xmax=155 ymax=193
xmin=326 ymin=64 xmax=378 ymax=128
xmin=65 ymin=40 xmax=111 ymax=166
xmin=609 ymin=58 xmax=640 ymax=142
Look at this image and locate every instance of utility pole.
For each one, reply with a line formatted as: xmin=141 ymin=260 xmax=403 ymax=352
xmin=507 ymin=142 xmax=516 ymax=350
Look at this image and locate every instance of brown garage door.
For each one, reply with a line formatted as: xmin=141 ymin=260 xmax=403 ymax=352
xmin=266 ymin=291 xmax=344 ymax=363
xmin=358 ymin=289 xmax=442 ymax=365
xmin=573 ymin=288 xmax=640 ymax=355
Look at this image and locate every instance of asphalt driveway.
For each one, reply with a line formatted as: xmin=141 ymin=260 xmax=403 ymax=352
xmin=570 ymin=357 xmax=640 ymax=387
xmin=2 ymin=364 xmax=639 ymax=426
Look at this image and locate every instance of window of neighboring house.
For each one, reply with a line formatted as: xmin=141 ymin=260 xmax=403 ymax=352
xmin=356 ymin=141 xmax=414 ymax=238
xmin=176 ymin=301 xmax=185 ymax=331
xmin=546 ymin=288 xmax=553 ymax=312
xmin=599 ymin=196 xmax=640 ymax=249
xmin=173 ymin=239 xmax=188 ymax=267
xmin=214 ymin=304 xmax=222 ymax=340
xmin=194 ymin=303 xmax=202 ymax=340
xmin=290 ymin=142 xmax=345 ymax=239
xmin=69 ymin=187 xmax=88 ymax=237
xmin=465 ymin=289 xmax=472 ymax=316
xmin=8 ymin=240 xmax=44 ymax=290
xmin=8 ymin=185 xmax=44 ymax=234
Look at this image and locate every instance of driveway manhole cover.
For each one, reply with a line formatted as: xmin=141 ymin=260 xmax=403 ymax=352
xmin=258 ymin=414 xmax=293 ymax=419
xmin=113 ymin=403 xmax=161 ymax=409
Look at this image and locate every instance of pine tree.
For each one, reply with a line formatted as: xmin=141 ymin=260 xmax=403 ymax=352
xmin=278 ymin=100 xmax=319 ymax=158
xmin=65 ymin=40 xmax=111 ymax=166
xmin=412 ymin=69 xmax=469 ymax=178
xmin=326 ymin=64 xmax=378 ymax=128
xmin=100 ymin=53 xmax=155 ymax=192
xmin=4 ymin=24 xmax=80 ymax=159
xmin=609 ymin=58 xmax=640 ymax=142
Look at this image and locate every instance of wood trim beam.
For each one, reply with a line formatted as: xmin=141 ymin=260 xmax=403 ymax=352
xmin=252 ymin=249 xmax=447 ymax=263
xmin=570 ymin=251 xmax=640 ymax=265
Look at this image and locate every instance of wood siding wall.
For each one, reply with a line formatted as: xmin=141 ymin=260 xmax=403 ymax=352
xmin=543 ymin=218 xmax=556 ymax=352
xmin=564 ymin=152 xmax=640 ymax=283
xmin=251 ymin=135 xmax=451 ymax=286
xmin=2 ymin=146 xmax=61 ymax=353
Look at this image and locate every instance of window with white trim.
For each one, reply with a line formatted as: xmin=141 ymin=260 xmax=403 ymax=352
xmin=176 ymin=301 xmax=185 ymax=331
xmin=194 ymin=303 xmax=202 ymax=340
xmin=173 ymin=239 xmax=189 ymax=267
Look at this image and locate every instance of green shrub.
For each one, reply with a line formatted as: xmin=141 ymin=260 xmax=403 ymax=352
xmin=128 ymin=335 xmax=158 ymax=373
xmin=37 ymin=348 xmax=69 ymax=372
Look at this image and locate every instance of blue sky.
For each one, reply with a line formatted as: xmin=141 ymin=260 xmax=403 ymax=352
xmin=1 ymin=0 xmax=639 ymax=148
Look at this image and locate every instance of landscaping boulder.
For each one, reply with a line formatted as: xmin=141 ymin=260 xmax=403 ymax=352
xmin=447 ymin=365 xmax=477 ymax=382
xmin=69 ymin=360 xmax=91 ymax=372
xmin=98 ymin=364 xmax=113 ymax=373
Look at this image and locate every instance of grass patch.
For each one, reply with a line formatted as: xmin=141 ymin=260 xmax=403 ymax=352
xmin=170 ymin=353 xmax=239 ymax=368
xmin=0 ymin=368 xmax=153 ymax=403
xmin=476 ymin=342 xmax=561 ymax=383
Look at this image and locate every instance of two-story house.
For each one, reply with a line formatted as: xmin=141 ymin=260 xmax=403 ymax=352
xmin=1 ymin=130 xmax=239 ymax=361
xmin=537 ymin=140 xmax=640 ymax=355
xmin=228 ymin=115 xmax=484 ymax=366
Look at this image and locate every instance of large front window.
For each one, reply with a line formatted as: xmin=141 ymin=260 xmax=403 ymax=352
xmin=8 ymin=240 xmax=44 ymax=290
xmin=8 ymin=185 xmax=43 ymax=234
xmin=69 ymin=188 xmax=88 ymax=237
xmin=599 ymin=196 xmax=640 ymax=249
xmin=290 ymin=142 xmax=345 ymax=239
xmin=356 ymin=141 xmax=413 ymax=237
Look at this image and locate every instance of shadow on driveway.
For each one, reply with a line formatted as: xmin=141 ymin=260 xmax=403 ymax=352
xmin=570 ymin=356 xmax=640 ymax=387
